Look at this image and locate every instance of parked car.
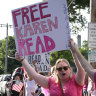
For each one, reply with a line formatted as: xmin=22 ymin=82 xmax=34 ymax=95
xmin=0 ymin=74 xmax=11 ymax=96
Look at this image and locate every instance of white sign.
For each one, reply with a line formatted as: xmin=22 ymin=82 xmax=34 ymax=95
xmin=88 ymin=23 xmax=96 ymax=48
xmin=25 ymin=52 xmax=50 ymax=72
xmin=88 ymin=49 xmax=96 ymax=62
xmin=12 ymin=0 xmax=70 ymax=56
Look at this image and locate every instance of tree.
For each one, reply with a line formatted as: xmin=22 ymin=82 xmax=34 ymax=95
xmin=0 ymin=40 xmax=2 ymax=47
xmin=0 ymin=39 xmax=6 ymax=74
xmin=82 ymin=40 xmax=88 ymax=50
xmin=0 ymin=36 xmax=21 ymax=74
xmin=7 ymin=36 xmax=22 ymax=74
xmin=50 ymin=40 xmax=88 ymax=72
xmin=50 ymin=50 xmax=76 ymax=72
xmin=80 ymin=40 xmax=88 ymax=60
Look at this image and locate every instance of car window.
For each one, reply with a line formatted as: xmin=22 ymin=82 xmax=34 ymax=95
xmin=1 ymin=74 xmax=11 ymax=81
xmin=4 ymin=76 xmax=11 ymax=81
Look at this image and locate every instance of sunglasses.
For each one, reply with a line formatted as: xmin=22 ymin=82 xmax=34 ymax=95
xmin=56 ymin=66 xmax=69 ymax=71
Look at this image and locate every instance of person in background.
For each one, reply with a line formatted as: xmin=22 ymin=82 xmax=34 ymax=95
xmin=24 ymin=60 xmax=38 ymax=96
xmin=11 ymin=73 xmax=23 ymax=96
xmin=15 ymin=39 xmax=86 ymax=96
xmin=87 ymin=77 xmax=96 ymax=96
xmin=83 ymin=74 xmax=88 ymax=96
xmin=38 ymin=72 xmax=49 ymax=96
xmin=47 ymin=65 xmax=55 ymax=77
xmin=11 ymin=67 xmax=24 ymax=80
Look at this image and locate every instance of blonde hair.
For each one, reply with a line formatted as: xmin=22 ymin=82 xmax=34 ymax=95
xmin=53 ymin=58 xmax=73 ymax=83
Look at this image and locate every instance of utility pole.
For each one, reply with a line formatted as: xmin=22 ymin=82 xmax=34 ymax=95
xmin=5 ymin=24 xmax=8 ymax=74
xmin=90 ymin=0 xmax=96 ymax=22
xmin=0 ymin=23 xmax=13 ymax=74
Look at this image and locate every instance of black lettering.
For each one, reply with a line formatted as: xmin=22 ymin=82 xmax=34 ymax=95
xmin=39 ymin=65 xmax=42 ymax=71
xmin=43 ymin=65 xmax=47 ymax=71
xmin=28 ymin=56 xmax=31 ymax=63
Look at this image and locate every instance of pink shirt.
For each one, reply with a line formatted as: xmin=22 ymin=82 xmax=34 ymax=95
xmin=83 ymin=78 xmax=88 ymax=90
xmin=48 ymin=74 xmax=83 ymax=96
xmin=94 ymin=72 xmax=96 ymax=90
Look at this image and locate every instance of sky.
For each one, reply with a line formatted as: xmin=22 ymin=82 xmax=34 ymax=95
xmin=71 ymin=25 xmax=89 ymax=45
xmin=0 ymin=0 xmax=90 ymax=45
xmin=0 ymin=0 xmax=42 ymax=40
xmin=71 ymin=9 xmax=90 ymax=45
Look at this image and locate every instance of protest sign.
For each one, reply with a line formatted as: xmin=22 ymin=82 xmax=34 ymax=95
xmin=25 ymin=52 xmax=50 ymax=72
xmin=88 ymin=49 xmax=96 ymax=63
xmin=88 ymin=23 xmax=96 ymax=48
xmin=12 ymin=0 xmax=70 ymax=56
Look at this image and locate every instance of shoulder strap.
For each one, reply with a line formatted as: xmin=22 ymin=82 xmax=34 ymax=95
xmin=60 ymin=82 xmax=64 ymax=96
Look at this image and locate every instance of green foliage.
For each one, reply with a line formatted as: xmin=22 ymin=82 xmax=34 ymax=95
xmin=0 ymin=40 xmax=2 ymax=47
xmin=82 ymin=40 xmax=88 ymax=50
xmin=7 ymin=36 xmax=21 ymax=74
xmin=50 ymin=50 xmax=74 ymax=67
xmin=50 ymin=50 xmax=77 ymax=72
xmin=67 ymin=0 xmax=89 ymax=34
xmin=0 ymin=39 xmax=6 ymax=74
xmin=0 ymin=36 xmax=21 ymax=74
xmin=80 ymin=40 xmax=88 ymax=60
xmin=74 ymin=0 xmax=90 ymax=8
xmin=50 ymin=40 xmax=88 ymax=72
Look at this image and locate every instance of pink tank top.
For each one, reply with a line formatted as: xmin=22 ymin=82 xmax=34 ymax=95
xmin=48 ymin=74 xmax=83 ymax=96
xmin=94 ymin=72 xmax=96 ymax=90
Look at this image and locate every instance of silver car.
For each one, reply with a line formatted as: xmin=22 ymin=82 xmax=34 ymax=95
xmin=0 ymin=74 xmax=11 ymax=96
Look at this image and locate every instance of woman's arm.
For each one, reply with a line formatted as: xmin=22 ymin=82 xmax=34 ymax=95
xmin=71 ymin=49 xmax=86 ymax=85
xmin=15 ymin=52 xmax=49 ymax=88
xmin=70 ymin=39 xmax=95 ymax=82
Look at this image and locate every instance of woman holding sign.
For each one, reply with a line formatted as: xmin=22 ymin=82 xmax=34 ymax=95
xmin=15 ymin=40 xmax=86 ymax=96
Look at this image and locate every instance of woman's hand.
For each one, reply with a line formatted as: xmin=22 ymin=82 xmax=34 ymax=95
xmin=33 ymin=60 xmax=37 ymax=66
xmin=69 ymin=38 xmax=78 ymax=53
xmin=15 ymin=52 xmax=25 ymax=62
xmin=31 ymin=91 xmax=35 ymax=95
